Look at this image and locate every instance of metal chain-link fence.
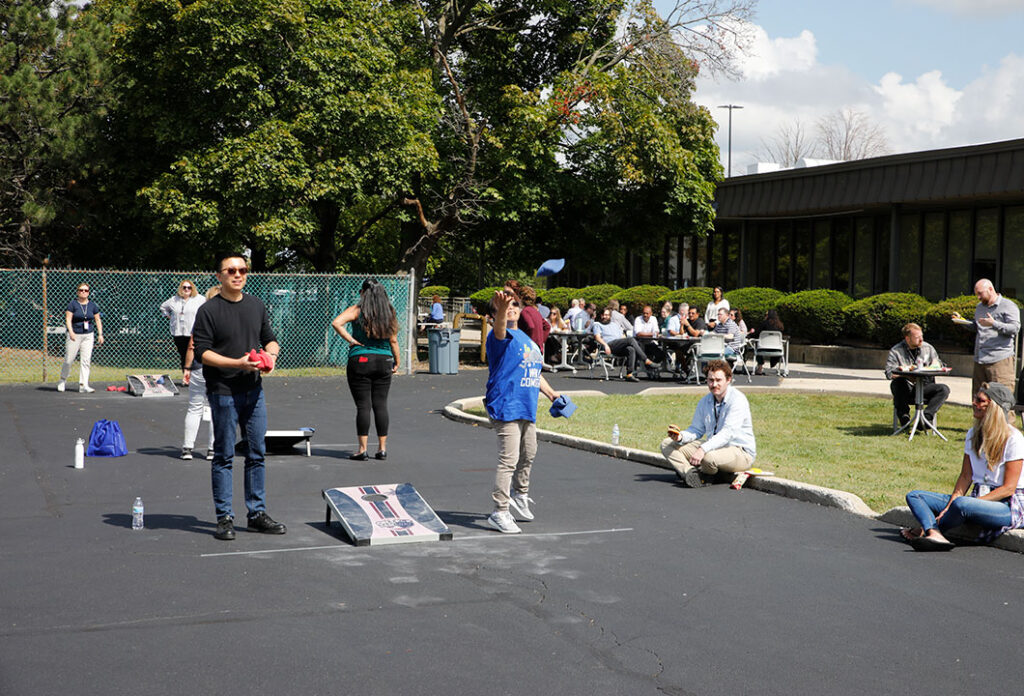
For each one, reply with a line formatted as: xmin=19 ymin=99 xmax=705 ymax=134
xmin=0 ymin=268 xmax=414 ymax=383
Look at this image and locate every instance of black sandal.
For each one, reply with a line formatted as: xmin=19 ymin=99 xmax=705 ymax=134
xmin=349 ymin=451 xmax=368 ymax=461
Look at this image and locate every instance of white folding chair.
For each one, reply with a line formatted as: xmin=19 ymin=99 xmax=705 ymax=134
xmin=695 ymin=333 xmax=726 ymax=384
xmin=754 ymin=331 xmax=787 ymax=376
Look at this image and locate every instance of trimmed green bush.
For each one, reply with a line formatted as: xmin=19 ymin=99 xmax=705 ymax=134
xmin=656 ymin=287 xmax=714 ymax=313
xmin=776 ymin=289 xmax=853 ymax=343
xmin=843 ymin=293 xmax=933 ymax=346
xmin=925 ymin=295 xmax=978 ymax=352
xmin=419 ymin=285 xmax=450 ymax=298
xmin=724 ymin=287 xmax=786 ymax=325
xmin=538 ymin=287 xmax=580 ymax=312
xmin=469 ymin=286 xmax=504 ymax=314
xmin=579 ymin=284 xmax=624 ymax=308
xmin=611 ymin=285 xmax=671 ymax=311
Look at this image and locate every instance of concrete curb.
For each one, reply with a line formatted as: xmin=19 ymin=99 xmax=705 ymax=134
xmin=443 ymin=392 xmax=1024 ymax=554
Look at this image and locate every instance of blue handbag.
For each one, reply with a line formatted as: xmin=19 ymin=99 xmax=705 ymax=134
xmin=86 ymin=419 xmax=128 ymax=457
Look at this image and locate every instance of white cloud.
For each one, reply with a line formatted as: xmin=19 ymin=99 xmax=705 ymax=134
xmin=696 ymin=23 xmax=1024 ymax=172
xmin=874 ymin=70 xmax=962 ymax=137
xmin=905 ymin=0 xmax=1024 ymax=17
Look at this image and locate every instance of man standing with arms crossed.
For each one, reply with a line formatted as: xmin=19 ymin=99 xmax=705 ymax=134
xmin=952 ymin=278 xmax=1021 ymax=395
xmin=192 ymin=253 xmax=285 ymax=541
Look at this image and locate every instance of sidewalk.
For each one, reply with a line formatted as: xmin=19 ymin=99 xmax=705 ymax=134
xmin=775 ymin=361 xmax=974 ymax=406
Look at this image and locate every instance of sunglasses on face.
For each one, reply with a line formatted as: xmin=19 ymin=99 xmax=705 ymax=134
xmin=78 ymin=288 xmax=90 ymax=293
xmin=182 ymin=285 xmax=193 ymax=290
xmin=220 ymin=267 xmax=248 ymax=276
xmin=510 ymin=301 xmax=521 ymax=308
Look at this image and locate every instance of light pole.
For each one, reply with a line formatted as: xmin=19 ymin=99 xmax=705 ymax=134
xmin=717 ymin=104 xmax=743 ymax=177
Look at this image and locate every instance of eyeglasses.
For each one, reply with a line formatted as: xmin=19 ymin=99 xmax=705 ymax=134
xmin=220 ymin=267 xmax=248 ymax=276
xmin=77 ymin=288 xmax=90 ymax=293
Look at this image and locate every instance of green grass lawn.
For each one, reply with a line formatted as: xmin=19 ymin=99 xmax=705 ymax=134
xmin=474 ymin=392 xmax=972 ymax=513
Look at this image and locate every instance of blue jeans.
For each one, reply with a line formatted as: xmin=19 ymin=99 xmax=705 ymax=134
xmin=905 ymin=489 xmax=1011 ymax=532
xmin=209 ymin=388 xmax=267 ymax=519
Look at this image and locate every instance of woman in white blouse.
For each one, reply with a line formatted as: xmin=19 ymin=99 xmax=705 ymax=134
xmin=704 ymin=286 xmax=729 ymax=328
xmin=902 ymin=382 xmax=1024 ymax=551
xmin=160 ymin=279 xmax=205 ymax=370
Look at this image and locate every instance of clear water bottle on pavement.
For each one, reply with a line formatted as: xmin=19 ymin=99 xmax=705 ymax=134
xmin=611 ymin=423 xmax=620 ymax=446
xmin=131 ymin=497 xmax=144 ymax=530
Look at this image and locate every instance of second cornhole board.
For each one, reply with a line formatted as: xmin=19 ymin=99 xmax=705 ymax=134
xmin=264 ymin=428 xmax=315 ymax=456
xmin=322 ymin=483 xmax=453 ymax=546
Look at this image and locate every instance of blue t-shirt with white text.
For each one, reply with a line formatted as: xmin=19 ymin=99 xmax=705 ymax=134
xmin=485 ymin=328 xmax=543 ymax=422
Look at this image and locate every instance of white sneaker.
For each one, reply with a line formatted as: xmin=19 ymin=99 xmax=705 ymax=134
xmin=487 ymin=510 xmax=521 ymax=534
xmin=79 ymin=385 xmax=95 ymax=393
xmin=181 ymin=448 xmax=193 ymax=461
xmin=57 ymin=381 xmax=66 ymax=393
xmin=205 ymin=449 xmax=215 ymax=461
xmin=508 ymin=493 xmax=535 ymax=521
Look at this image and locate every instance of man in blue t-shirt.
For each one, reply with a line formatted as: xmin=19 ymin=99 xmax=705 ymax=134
xmin=485 ymin=288 xmax=561 ymax=534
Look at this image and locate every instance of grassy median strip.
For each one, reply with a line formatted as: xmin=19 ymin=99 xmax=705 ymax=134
xmin=470 ymin=392 xmax=972 ymax=513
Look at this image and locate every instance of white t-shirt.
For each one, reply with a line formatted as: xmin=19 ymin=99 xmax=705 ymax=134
xmin=964 ymin=427 xmax=1024 ymax=488
xmin=633 ymin=315 xmax=659 ymax=337
xmin=705 ymin=298 xmax=730 ymax=325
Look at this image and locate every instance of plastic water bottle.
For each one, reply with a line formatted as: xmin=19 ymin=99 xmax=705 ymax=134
xmin=74 ymin=438 xmax=85 ymax=469
xmin=131 ymin=497 xmax=144 ymax=530
xmin=611 ymin=423 xmax=620 ymax=446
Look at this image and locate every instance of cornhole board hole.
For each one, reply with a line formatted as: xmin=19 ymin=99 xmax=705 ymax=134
xmin=322 ymin=483 xmax=453 ymax=546
xmin=264 ymin=428 xmax=315 ymax=456
xmin=126 ymin=374 xmax=179 ymax=397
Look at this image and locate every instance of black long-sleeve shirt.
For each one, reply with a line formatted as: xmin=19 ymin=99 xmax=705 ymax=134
xmin=192 ymin=293 xmax=277 ymax=395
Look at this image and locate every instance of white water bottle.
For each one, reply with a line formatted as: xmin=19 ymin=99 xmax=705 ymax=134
xmin=611 ymin=423 xmax=620 ymax=446
xmin=131 ymin=497 xmax=144 ymax=530
xmin=74 ymin=438 xmax=85 ymax=469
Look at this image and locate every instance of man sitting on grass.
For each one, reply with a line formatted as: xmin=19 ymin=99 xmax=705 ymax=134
xmin=660 ymin=360 xmax=756 ymax=488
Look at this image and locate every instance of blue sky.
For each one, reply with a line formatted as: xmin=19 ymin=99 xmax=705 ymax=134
xmin=653 ymin=0 xmax=1024 ymax=172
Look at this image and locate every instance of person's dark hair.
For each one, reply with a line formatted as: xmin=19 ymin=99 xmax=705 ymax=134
xmin=713 ymin=286 xmax=724 ymax=301
xmin=213 ymin=252 xmax=247 ymax=272
xmin=761 ymin=309 xmax=784 ymax=332
xmin=733 ymin=308 xmax=744 ymax=322
xmin=358 ymin=278 xmax=398 ymax=339
xmin=585 ymin=302 xmax=596 ymax=312
xmin=505 ymin=279 xmax=536 ymax=306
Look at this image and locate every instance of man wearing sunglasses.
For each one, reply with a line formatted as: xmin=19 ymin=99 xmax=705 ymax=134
xmin=192 ymin=253 xmax=284 ymax=541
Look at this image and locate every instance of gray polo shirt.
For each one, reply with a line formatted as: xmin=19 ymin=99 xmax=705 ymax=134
xmin=969 ymin=294 xmax=1021 ymax=364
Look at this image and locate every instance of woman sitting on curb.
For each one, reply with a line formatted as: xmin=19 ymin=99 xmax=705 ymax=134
xmin=901 ymin=382 xmax=1024 ymax=551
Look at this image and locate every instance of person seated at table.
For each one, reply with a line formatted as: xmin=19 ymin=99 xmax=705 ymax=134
xmin=607 ymin=299 xmax=633 ymax=334
xmin=754 ymin=309 xmax=785 ymax=375
xmin=660 ymin=360 xmax=756 ymax=488
xmin=885 ymin=322 xmax=950 ymax=428
xmin=564 ymin=299 xmax=583 ymax=327
xmin=544 ymin=307 xmax=569 ymax=364
xmin=633 ymin=305 xmax=665 ymax=363
xmin=665 ymin=303 xmax=688 ymax=336
xmin=713 ymin=307 xmax=744 ymax=355
xmin=658 ymin=301 xmax=674 ymax=332
xmin=901 ymin=382 xmax=1024 ymax=551
xmin=705 ymin=286 xmax=729 ymax=329
xmin=590 ymin=308 xmax=656 ymax=382
xmin=730 ymin=308 xmax=753 ymax=336
xmin=574 ymin=302 xmax=596 ymax=333
xmin=684 ymin=306 xmax=706 ymax=337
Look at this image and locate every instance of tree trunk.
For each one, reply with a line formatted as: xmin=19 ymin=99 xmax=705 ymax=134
xmin=312 ymin=200 xmax=340 ymax=272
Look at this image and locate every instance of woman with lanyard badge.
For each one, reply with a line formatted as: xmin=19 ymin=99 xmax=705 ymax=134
xmin=902 ymin=382 xmax=1024 ymax=551
xmin=331 ymin=279 xmax=401 ymax=461
xmin=160 ymin=279 xmax=206 ymax=370
xmin=58 ymin=283 xmax=104 ymax=393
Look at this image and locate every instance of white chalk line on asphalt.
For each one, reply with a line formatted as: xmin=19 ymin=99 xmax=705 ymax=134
xmin=199 ymin=527 xmax=634 ymax=558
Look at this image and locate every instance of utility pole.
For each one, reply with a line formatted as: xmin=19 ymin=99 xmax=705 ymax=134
xmin=717 ymin=104 xmax=744 ymax=177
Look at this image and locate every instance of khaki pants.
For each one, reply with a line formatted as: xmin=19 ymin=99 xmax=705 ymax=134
xmin=491 ymin=419 xmax=537 ymax=511
xmin=660 ymin=437 xmax=752 ymax=478
xmin=973 ymin=356 xmax=1016 ymax=398
xmin=60 ymin=332 xmax=94 ymax=387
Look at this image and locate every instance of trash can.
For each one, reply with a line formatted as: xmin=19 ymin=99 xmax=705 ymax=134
xmin=427 ymin=327 xmax=460 ymax=374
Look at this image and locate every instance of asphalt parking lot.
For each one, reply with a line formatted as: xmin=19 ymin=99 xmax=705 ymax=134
xmin=2 ymin=370 xmax=1022 ymax=695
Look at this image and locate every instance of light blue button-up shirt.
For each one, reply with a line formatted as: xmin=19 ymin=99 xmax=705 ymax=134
xmin=678 ymin=386 xmax=756 ymax=460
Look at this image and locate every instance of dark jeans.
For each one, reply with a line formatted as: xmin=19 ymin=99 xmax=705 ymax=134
xmin=347 ymin=354 xmax=393 ymax=437
xmin=209 ymin=388 xmax=267 ymax=520
xmin=891 ymin=378 xmax=950 ymax=422
xmin=608 ymin=337 xmax=649 ymax=374
xmin=173 ymin=335 xmax=191 ymax=371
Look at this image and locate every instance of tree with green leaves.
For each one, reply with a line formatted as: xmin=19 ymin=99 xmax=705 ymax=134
xmin=1 ymin=1 xmax=113 ymax=267
xmin=101 ymin=0 xmax=439 ymax=271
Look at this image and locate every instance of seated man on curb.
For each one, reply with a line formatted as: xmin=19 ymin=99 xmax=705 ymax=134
xmin=884 ymin=322 xmax=951 ymax=427
xmin=660 ymin=360 xmax=756 ymax=487
xmin=590 ymin=307 xmax=656 ymax=382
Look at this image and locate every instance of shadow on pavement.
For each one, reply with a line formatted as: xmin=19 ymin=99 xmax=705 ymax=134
xmin=103 ymin=512 xmax=215 ymax=535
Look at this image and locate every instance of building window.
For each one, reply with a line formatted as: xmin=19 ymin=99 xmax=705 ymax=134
xmin=898 ymin=213 xmax=921 ymax=293
xmin=794 ymin=221 xmax=811 ymax=290
xmin=874 ymin=216 xmax=890 ymax=295
xmin=833 ymin=218 xmax=851 ymax=293
xmin=1002 ymin=207 xmax=1024 ymax=299
xmin=974 ymin=208 xmax=998 ymax=283
xmin=776 ymin=224 xmax=791 ymax=292
xmin=726 ymin=227 xmax=740 ymax=290
xmin=757 ymin=223 xmax=774 ymax=287
xmin=853 ymin=217 xmax=873 ymax=297
xmin=922 ymin=212 xmax=945 ymax=301
xmin=947 ymin=211 xmax=971 ymax=297
xmin=813 ymin=220 xmax=831 ymax=289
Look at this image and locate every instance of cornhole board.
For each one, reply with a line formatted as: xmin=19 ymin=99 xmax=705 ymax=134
xmin=322 ymin=483 xmax=453 ymax=546
xmin=265 ymin=428 xmax=315 ymax=456
xmin=126 ymin=374 xmax=179 ymax=397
